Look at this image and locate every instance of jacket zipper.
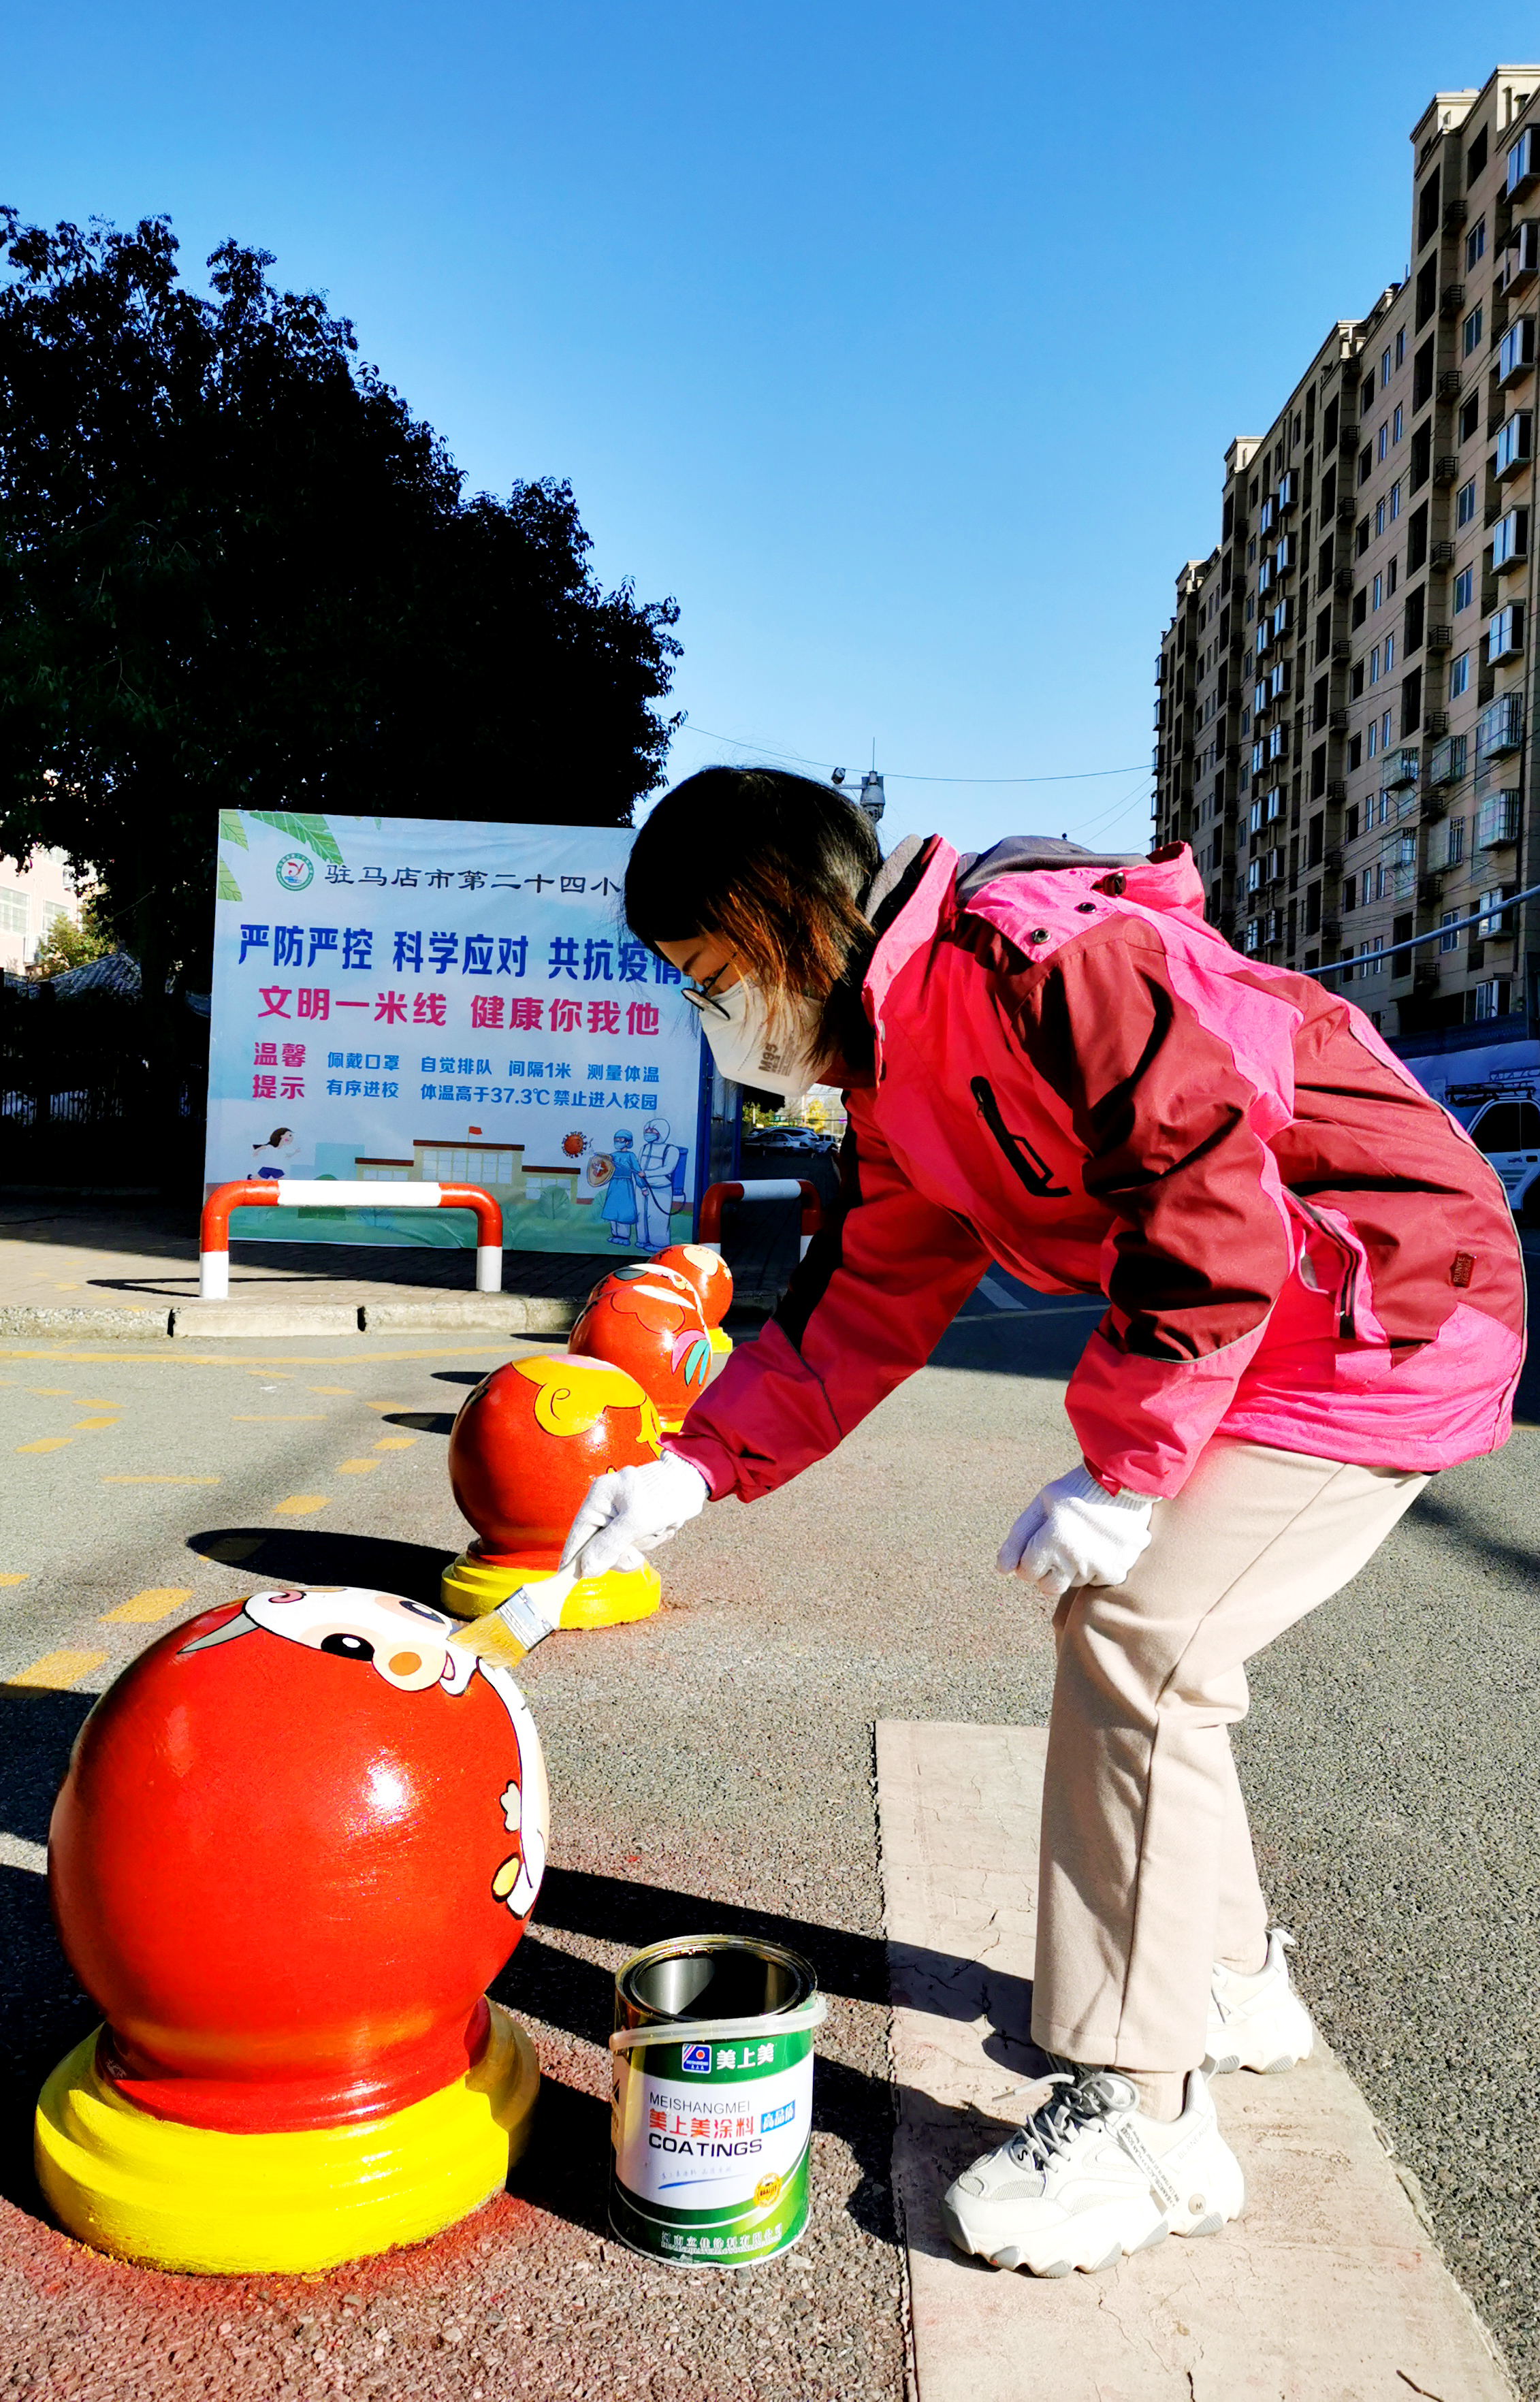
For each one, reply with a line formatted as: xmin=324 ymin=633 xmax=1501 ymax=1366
xmin=969 ymin=1076 xmax=1070 ymax=1200
xmin=1294 ymin=1195 xmax=1358 ymax=1338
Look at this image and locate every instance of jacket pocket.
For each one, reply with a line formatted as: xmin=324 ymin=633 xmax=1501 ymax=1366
xmin=969 ymin=1077 xmax=1070 ymax=1200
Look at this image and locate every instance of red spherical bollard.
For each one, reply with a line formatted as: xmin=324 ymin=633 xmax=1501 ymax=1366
xmin=569 ymin=1266 xmax=713 ymax=1427
xmin=34 ymin=1585 xmax=548 ymax=2273
xmin=442 ymin=1351 xmax=664 ymax=1624
xmin=652 ymin=1243 xmax=734 ymax=1330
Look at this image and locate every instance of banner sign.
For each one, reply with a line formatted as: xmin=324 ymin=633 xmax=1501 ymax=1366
xmin=206 ymin=810 xmax=702 ymax=1257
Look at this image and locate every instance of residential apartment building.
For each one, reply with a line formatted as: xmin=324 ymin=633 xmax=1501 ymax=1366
xmin=1155 ymin=65 xmax=1540 ymax=1068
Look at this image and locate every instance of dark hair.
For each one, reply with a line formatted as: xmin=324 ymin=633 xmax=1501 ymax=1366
xmin=625 ymin=767 xmax=883 ymax=1066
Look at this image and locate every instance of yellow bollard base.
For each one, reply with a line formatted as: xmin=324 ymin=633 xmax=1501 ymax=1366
xmin=439 ymin=1550 xmax=662 ymax=1629
xmin=34 ymin=2003 xmax=539 ymax=2276
xmin=707 ymin=1325 xmax=733 ymax=1364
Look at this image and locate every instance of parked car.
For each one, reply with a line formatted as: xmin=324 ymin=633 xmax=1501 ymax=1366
xmin=1465 ymin=1095 xmax=1540 ymax=1219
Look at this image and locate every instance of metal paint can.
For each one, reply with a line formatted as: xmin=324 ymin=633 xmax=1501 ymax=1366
xmin=608 ymin=1934 xmax=826 ymax=2268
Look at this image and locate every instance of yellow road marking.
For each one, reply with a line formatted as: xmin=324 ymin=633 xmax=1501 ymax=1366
xmin=10 ymin=1650 xmax=107 ymax=1689
xmin=103 ymin=1475 xmax=221 ymax=1486
xmin=272 ymin=1494 xmax=327 ymax=1515
xmin=336 ymin=1459 xmax=376 ymax=1474
xmin=308 ymin=1386 xmax=355 ymax=1395
xmin=248 ymin=1370 xmax=293 ymax=1379
xmin=0 ymin=1572 xmax=28 ymax=1586
xmin=230 ymin=1413 xmax=326 ymax=1422
xmin=374 ymin=1436 xmax=417 ymax=1450
xmin=72 ymin=1417 xmax=121 ymax=1430
xmin=74 ymin=1397 xmax=121 ymax=1405
xmin=0 ymin=1345 xmax=516 ymax=1366
xmin=27 ymin=1388 xmax=73 ymax=1396
xmin=101 ymin=1588 xmax=194 ymax=1624
xmin=18 ymin=1438 xmax=71 ymax=1454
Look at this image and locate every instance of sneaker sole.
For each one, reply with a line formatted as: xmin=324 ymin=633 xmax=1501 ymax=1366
xmin=941 ymin=2187 xmax=1240 ymax=2278
xmin=1204 ymin=2003 xmax=1315 ymax=2079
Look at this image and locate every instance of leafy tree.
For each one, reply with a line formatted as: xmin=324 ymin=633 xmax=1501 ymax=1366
xmin=0 ymin=212 xmax=681 ymax=1013
xmin=29 ymin=890 xmax=114 ymax=977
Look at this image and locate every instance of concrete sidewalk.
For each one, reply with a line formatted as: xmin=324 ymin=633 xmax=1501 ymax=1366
xmin=0 ymin=1196 xmax=787 ymax=1338
xmin=877 ymin=1720 xmax=1515 ymax=2402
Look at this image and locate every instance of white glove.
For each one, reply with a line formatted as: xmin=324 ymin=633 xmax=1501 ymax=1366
xmin=559 ymin=1453 xmax=710 ymax=1580
xmin=997 ymin=1464 xmax=1155 ymax=1601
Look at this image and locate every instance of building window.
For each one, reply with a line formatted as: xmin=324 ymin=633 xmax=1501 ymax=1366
xmin=1375 ymin=498 xmax=1386 ymax=537
xmin=1370 ymin=645 xmax=1380 ymax=686
xmin=1368 ymin=720 xmax=1378 ymax=758
xmin=1373 ymin=573 xmax=1383 ymax=611
xmin=1457 ymin=478 xmax=1477 ymax=526
xmin=1460 ymin=391 xmax=1481 ymax=443
xmin=1393 ymin=403 xmax=1403 ymax=443
xmin=1396 ymin=327 xmax=1407 ymax=367
xmin=1390 ymin=479 xmax=1401 ymax=519
xmin=1447 ymin=816 xmax=1465 ymax=866
xmin=1455 ymin=564 xmax=1473 ymax=611
xmin=1385 ymin=632 xmax=1395 ymax=672
xmin=1464 ymin=304 xmax=1484 ymax=357
xmin=1383 ymin=708 xmax=1393 ymax=748
xmin=1381 ymin=347 xmax=1392 ymax=387
xmin=1449 ymin=652 xmax=1471 ymax=699
xmin=1378 ymin=422 xmax=1389 ymax=462
xmin=1466 ymin=219 xmax=1487 ymax=270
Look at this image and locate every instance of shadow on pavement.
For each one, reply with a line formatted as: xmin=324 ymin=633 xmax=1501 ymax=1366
xmin=0 ymin=1688 xmax=98 ymax=2217
xmin=187 ymin=1528 xmax=459 ymax=1607
xmin=382 ymin=1411 xmax=457 ymax=1436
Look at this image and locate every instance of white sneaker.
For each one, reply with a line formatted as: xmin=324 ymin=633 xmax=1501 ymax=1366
xmin=940 ymin=2064 xmax=1244 ymax=2277
xmin=1206 ymin=1926 xmax=1315 ymax=2077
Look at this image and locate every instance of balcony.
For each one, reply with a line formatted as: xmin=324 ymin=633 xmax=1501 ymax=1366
xmin=1437 ymin=368 xmax=1464 ymax=401
xmin=1440 ymin=282 xmax=1466 ymax=318
xmin=1507 ymin=127 xmax=1539 ymax=199
xmin=1488 ymin=602 xmax=1525 ymax=662
xmin=1430 ymin=539 xmax=1458 ymax=567
xmin=1476 ymin=691 xmax=1524 ymax=757
xmin=1387 ymin=746 xmax=1420 ymax=789
xmin=1331 ymin=637 xmax=1351 ymax=665
xmin=1498 ymin=316 xmax=1537 ymax=386
xmin=1476 ymin=789 xmax=1522 ymax=848
xmin=1494 ymin=411 xmax=1535 ymax=478
xmin=1422 ymin=725 xmax=1460 ymax=783
xmin=1499 ymin=220 xmax=1539 ymax=295
xmin=1444 ymin=196 xmax=1469 ymax=233
xmin=1334 ymin=566 xmax=1354 ymax=597
xmin=1492 ymin=505 xmax=1530 ymax=571
xmin=1328 ymin=706 xmax=1350 ymax=734
xmin=1433 ymin=453 xmax=1460 ymax=484
xmin=1258 ymin=496 xmax=1277 ymax=535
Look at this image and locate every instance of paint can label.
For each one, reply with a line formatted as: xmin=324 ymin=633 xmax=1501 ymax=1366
xmin=608 ymin=2026 xmax=814 ymax=2264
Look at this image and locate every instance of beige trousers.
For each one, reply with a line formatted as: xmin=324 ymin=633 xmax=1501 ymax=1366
xmin=1031 ymin=1439 xmax=1427 ymax=2075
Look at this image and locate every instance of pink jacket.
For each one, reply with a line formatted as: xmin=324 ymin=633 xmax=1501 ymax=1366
xmin=667 ymin=837 xmax=1526 ymax=1503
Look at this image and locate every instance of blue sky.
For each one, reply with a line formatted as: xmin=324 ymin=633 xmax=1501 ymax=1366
xmin=2 ymin=3 xmax=1528 ymax=856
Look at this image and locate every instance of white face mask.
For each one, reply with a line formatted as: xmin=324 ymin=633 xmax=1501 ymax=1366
xmin=687 ymin=977 xmax=827 ymax=1103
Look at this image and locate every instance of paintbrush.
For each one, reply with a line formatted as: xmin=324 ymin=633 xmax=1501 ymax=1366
xmin=445 ymin=1565 xmax=579 ymax=1670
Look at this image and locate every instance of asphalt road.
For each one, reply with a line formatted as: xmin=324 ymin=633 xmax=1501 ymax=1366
xmin=1 ymin=1270 xmax=1537 ymax=2399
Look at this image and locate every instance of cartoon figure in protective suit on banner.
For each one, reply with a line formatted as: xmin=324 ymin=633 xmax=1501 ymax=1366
xmin=637 ymin=1119 xmax=687 ymax=1249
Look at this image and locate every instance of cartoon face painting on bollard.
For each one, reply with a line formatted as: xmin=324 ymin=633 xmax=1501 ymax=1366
xmin=180 ymin=1584 xmax=547 ymax=1918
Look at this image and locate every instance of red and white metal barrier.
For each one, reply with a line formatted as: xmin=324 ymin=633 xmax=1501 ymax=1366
xmin=198 ymin=1181 xmax=504 ymax=1300
xmin=697 ymin=1179 xmax=824 ymax=1262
